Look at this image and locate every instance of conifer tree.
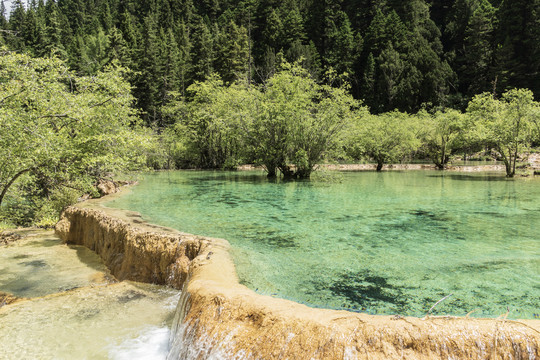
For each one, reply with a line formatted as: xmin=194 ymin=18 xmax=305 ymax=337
xmin=190 ymin=17 xmax=215 ymax=81
xmin=463 ymin=0 xmax=496 ymax=95
xmin=214 ymin=20 xmax=249 ymax=83
xmin=495 ymin=0 xmax=540 ymax=95
xmin=8 ymin=0 xmax=26 ymax=50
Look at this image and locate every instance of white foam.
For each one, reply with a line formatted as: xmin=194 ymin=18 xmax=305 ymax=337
xmin=108 ymin=326 xmax=170 ymax=360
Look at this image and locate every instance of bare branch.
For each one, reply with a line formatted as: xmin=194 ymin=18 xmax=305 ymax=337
xmin=427 ymin=293 xmax=453 ymax=315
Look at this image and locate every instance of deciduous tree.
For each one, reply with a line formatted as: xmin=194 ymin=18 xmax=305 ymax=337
xmin=0 ymin=50 xmax=148 ymax=208
xmin=467 ymin=88 xmax=538 ymax=177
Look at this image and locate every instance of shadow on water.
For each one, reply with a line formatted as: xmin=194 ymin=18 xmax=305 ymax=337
xmin=188 ymin=174 xmax=273 ymax=184
xmin=410 ymin=209 xmax=453 ymax=222
xmin=455 ymin=259 xmax=527 ymax=273
xmin=187 ymin=173 xmax=314 ymax=186
xmin=27 ymin=239 xmax=61 ymax=248
xmin=73 ymin=246 xmax=111 ymax=273
xmin=373 ymin=209 xmax=454 ymax=237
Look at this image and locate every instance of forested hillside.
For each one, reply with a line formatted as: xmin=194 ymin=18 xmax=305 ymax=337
xmin=2 ymin=0 xmax=539 ymax=125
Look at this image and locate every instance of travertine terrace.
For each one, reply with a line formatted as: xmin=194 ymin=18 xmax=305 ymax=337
xmin=55 ymin=193 xmax=540 ymax=359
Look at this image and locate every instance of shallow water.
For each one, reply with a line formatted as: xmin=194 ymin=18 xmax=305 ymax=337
xmin=0 ymin=282 xmax=179 ymax=359
xmin=0 ymin=233 xmax=179 ymax=359
xmin=0 ymin=235 xmax=110 ymax=297
xmin=106 ymin=171 xmax=540 ymax=319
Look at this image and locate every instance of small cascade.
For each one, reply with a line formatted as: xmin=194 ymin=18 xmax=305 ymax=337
xmin=167 ymin=279 xmax=241 ymax=360
xmin=0 ymin=232 xmax=180 ymax=359
xmin=167 ymin=280 xmax=192 ymax=358
xmin=167 ymin=320 xmax=241 ymax=360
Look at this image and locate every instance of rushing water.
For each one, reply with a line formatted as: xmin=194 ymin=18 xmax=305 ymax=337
xmin=106 ymin=170 xmax=540 ymax=319
xmin=0 ymin=233 xmax=179 ymax=359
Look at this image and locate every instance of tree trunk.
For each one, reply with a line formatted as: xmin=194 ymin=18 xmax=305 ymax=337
xmin=511 ymin=146 xmax=518 ymax=177
xmin=0 ymin=168 xmax=32 ymax=207
xmin=280 ymin=165 xmax=296 ymax=179
xmin=296 ymin=168 xmax=311 ymax=179
xmin=435 ymin=161 xmax=445 ymax=170
xmin=503 ymin=158 xmax=513 ymax=177
xmin=266 ymin=167 xmax=277 ymax=178
xmin=376 ymin=161 xmax=383 ymax=171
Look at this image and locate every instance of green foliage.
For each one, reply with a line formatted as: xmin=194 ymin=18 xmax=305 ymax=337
xmin=163 ymin=63 xmax=358 ymax=178
xmin=1 ymin=0 xmax=538 ymax=192
xmin=33 ymin=187 xmax=81 ymax=228
xmin=418 ymin=109 xmax=466 ymax=169
xmin=467 ymin=88 xmax=538 ymax=176
xmin=348 ymin=111 xmax=420 ymax=170
xmin=1 ymin=0 xmax=538 ymax=119
xmin=163 ymin=76 xmax=250 ymax=169
xmin=0 ymin=49 xmax=150 ymax=225
xmin=248 ymin=63 xmax=359 ymax=178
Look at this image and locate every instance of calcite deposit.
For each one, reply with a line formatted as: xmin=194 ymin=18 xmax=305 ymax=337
xmin=56 ymin=196 xmax=540 ymax=360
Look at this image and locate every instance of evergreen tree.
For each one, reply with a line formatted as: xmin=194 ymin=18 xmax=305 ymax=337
xmin=462 ymin=0 xmax=496 ymax=95
xmin=8 ymin=0 xmax=26 ymax=50
xmin=190 ymin=17 xmax=214 ymax=81
xmin=108 ymin=26 xmax=132 ymax=67
xmin=323 ymin=11 xmax=357 ymax=77
xmin=0 ymin=1 xmax=7 ymax=28
xmin=158 ymin=27 xmax=182 ymax=124
xmin=360 ymin=52 xmax=376 ymax=105
xmin=176 ymin=21 xmax=192 ymax=96
xmin=214 ymin=19 xmax=249 ymax=83
xmin=41 ymin=1 xmax=69 ymax=58
xmin=79 ymin=27 xmax=110 ymax=74
xmin=377 ymin=42 xmax=403 ymax=110
xmin=495 ymin=0 xmax=540 ymax=96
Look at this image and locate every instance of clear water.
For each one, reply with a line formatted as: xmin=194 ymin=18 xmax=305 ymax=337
xmin=0 ymin=282 xmax=179 ymax=360
xmin=106 ymin=171 xmax=540 ymax=319
xmin=0 ymin=233 xmax=179 ymax=359
xmin=0 ymin=235 xmax=111 ymax=297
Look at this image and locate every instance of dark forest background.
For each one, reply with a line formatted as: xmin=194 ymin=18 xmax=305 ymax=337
xmin=2 ymin=0 xmax=539 ymax=127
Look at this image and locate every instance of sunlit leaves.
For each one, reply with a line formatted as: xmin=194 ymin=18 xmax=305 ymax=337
xmin=0 ymin=50 xmax=147 ymax=208
xmin=467 ymin=89 xmax=537 ymax=176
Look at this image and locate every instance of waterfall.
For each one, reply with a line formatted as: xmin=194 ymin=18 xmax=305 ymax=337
xmin=166 ymin=278 xmax=242 ymax=360
xmin=167 ymin=280 xmax=191 ymax=359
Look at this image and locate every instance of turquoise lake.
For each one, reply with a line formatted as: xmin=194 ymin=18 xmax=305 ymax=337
xmin=106 ymin=170 xmax=540 ymax=319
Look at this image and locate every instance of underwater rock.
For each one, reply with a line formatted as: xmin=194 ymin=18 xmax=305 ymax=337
xmin=0 ymin=231 xmax=22 ymax=246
